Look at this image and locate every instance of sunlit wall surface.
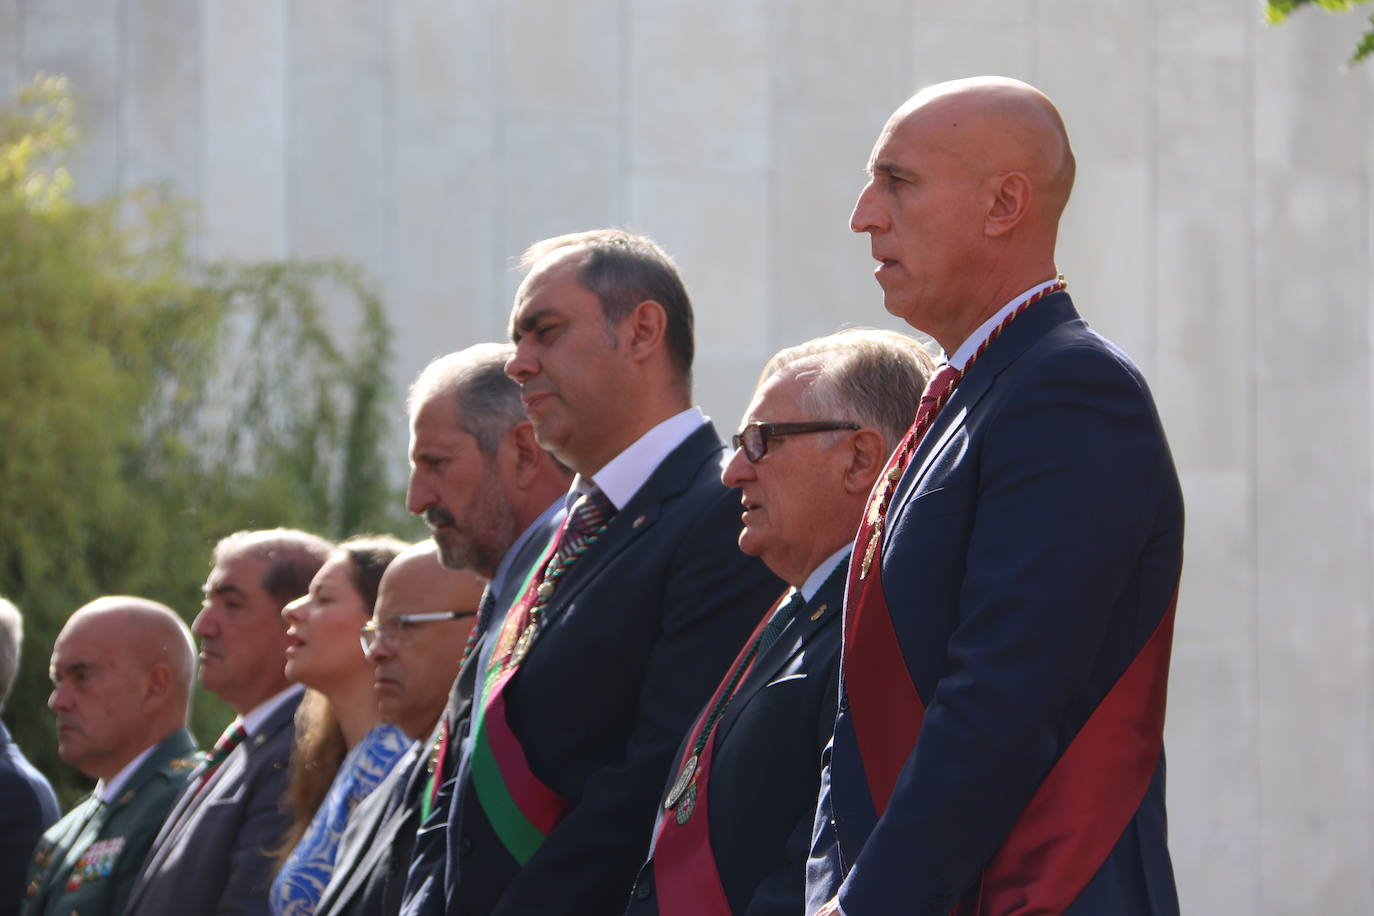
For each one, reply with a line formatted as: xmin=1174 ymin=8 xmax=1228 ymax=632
xmin=3 ymin=1 xmax=1372 ymax=911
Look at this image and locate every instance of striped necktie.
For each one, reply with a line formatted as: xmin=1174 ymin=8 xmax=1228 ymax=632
xmin=196 ymin=721 xmax=247 ymax=791
xmin=553 ymin=487 xmax=615 ymax=569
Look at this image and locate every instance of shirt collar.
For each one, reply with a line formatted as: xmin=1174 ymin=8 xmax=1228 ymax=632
xmin=573 ymin=407 xmax=707 ymax=510
xmin=946 ymin=277 xmax=1063 ymax=370
xmin=800 ymin=546 xmax=851 ymax=602
xmin=489 ymin=497 xmax=564 ymax=601
xmin=94 ymin=742 xmax=158 ymax=803
xmin=241 ymin=683 xmax=304 ymax=737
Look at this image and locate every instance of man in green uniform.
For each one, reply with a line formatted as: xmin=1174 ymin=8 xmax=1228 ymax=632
xmin=22 ymin=596 xmax=198 ymax=916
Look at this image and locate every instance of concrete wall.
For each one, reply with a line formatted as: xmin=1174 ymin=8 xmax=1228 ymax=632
xmin=4 ymin=1 xmax=1371 ymax=911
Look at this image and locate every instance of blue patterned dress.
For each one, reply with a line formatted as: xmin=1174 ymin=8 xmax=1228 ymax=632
xmin=270 ymin=723 xmax=413 ymax=916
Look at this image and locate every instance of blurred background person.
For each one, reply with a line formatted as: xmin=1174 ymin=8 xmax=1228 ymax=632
xmin=128 ymin=528 xmax=332 ymax=916
xmin=0 ymin=596 xmax=59 ymax=916
xmin=22 ymin=597 xmax=197 ymax=916
xmin=316 ymin=540 xmax=485 ymax=916
xmin=271 ymin=536 xmax=411 ymax=916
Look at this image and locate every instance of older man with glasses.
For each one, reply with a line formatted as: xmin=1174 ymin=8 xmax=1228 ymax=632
xmin=315 ymin=540 xmax=485 ymax=916
xmin=626 ymin=328 xmax=931 ymax=916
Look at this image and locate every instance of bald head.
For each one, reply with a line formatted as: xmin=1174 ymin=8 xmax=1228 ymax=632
xmin=72 ymin=597 xmax=196 ymax=697
xmin=49 ymin=596 xmax=195 ymax=780
xmin=368 ymin=541 xmax=485 ymax=739
xmin=891 ymin=76 xmax=1075 ymax=224
xmin=852 ymin=76 xmax=1076 ymax=352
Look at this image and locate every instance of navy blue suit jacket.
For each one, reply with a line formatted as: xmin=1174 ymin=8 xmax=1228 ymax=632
xmin=401 ymin=508 xmax=562 ymax=915
xmin=127 ymin=692 xmax=300 ymax=916
xmin=628 ymin=561 xmax=845 ymax=916
xmin=0 ymin=722 xmax=60 ymax=916
xmin=811 ymin=294 xmax=1183 ymax=915
xmin=427 ymin=421 xmax=782 ymax=915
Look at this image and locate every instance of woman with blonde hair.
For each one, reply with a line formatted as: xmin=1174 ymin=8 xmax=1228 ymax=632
xmin=270 ymin=535 xmax=412 ymax=916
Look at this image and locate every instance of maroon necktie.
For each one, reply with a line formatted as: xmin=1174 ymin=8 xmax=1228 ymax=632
xmin=908 ymin=363 xmax=963 ymax=452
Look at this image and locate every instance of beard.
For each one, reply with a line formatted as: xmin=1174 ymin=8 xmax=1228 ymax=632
xmin=424 ymin=473 xmax=518 ymax=578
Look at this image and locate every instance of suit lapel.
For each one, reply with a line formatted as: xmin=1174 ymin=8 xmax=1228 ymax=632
xmin=889 ymin=293 xmax=1081 ymax=526
xmin=525 ymin=422 xmax=725 ymax=637
xmin=113 ymin=729 xmax=196 ymax=807
xmin=39 ymin=796 xmax=110 ymax=909
xmin=191 ymin=693 xmax=300 ymax=809
xmin=321 ymin=745 xmax=422 ymax=910
xmin=717 ymin=564 xmax=846 ymax=748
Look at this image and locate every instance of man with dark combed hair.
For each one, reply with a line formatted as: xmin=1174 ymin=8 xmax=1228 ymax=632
xmin=400 ymin=230 xmax=782 ymax=915
xmin=127 ymin=528 xmax=332 ymax=916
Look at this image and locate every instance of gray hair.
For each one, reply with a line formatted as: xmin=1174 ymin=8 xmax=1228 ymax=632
xmin=408 ymin=343 xmax=526 ymax=456
xmin=211 ymin=528 xmax=334 ymax=607
xmin=0 ymin=596 xmax=20 ymax=713
xmin=761 ymin=328 xmax=935 ymax=454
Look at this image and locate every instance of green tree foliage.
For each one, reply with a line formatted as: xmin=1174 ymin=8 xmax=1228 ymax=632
xmin=0 ymin=75 xmax=418 ymax=806
xmin=1267 ymin=0 xmax=1374 ymax=63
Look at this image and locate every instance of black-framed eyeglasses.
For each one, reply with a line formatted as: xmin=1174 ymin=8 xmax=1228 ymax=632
xmin=730 ymin=421 xmax=860 ymax=463
xmin=359 ymin=610 xmax=477 ymax=654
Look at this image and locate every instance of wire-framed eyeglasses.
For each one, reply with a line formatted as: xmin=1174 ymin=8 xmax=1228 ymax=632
xmin=731 ymin=420 xmax=860 ymax=463
xmin=359 ymin=610 xmax=477 ymax=654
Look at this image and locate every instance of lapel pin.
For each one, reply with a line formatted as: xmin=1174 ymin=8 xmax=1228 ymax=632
xmin=632 ymin=515 xmax=645 ymax=528
xmin=810 ymin=604 xmax=827 ymax=621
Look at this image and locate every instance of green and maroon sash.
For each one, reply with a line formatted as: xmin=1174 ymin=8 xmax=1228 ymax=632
xmin=653 ymin=592 xmax=786 ymax=916
xmin=468 ymin=540 xmax=569 ymax=864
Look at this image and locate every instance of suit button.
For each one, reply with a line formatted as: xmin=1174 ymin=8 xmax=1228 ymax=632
xmin=459 ymin=837 xmax=473 ymax=856
xmin=838 ymin=693 xmax=849 ymax=712
xmin=634 ymin=879 xmax=652 ymax=901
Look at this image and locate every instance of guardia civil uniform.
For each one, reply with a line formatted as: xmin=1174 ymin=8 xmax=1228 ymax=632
xmin=21 ymin=728 xmax=197 ymax=916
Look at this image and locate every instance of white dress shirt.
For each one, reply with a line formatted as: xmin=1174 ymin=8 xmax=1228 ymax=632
xmin=947 ymin=277 xmax=1064 ymax=370
xmin=573 ymin=406 xmax=708 ymax=510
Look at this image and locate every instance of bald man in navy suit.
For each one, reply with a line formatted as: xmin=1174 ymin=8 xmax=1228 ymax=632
xmin=811 ymin=78 xmax=1184 ymax=916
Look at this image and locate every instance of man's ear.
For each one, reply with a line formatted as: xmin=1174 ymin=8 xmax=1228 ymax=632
xmin=843 ymin=428 xmax=888 ymax=495
xmin=502 ymin=421 xmax=538 ymax=486
xmin=143 ymin=662 xmax=171 ymax=711
xmin=622 ymin=300 xmax=668 ymax=362
xmin=985 ymin=170 xmax=1032 ymax=238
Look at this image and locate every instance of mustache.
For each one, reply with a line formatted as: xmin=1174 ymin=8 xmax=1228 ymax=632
xmin=425 ymin=507 xmax=457 ymax=529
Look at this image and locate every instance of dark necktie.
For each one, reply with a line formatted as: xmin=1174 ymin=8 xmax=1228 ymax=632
xmin=430 ymin=586 xmax=500 ymax=815
xmin=457 ymin=585 xmax=498 ymax=670
xmin=755 ymin=590 xmax=806 ymax=659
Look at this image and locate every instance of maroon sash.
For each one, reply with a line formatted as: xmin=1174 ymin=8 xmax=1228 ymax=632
xmin=653 ymin=595 xmax=784 ymax=916
xmin=843 ymin=463 xmax=1178 ymax=915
